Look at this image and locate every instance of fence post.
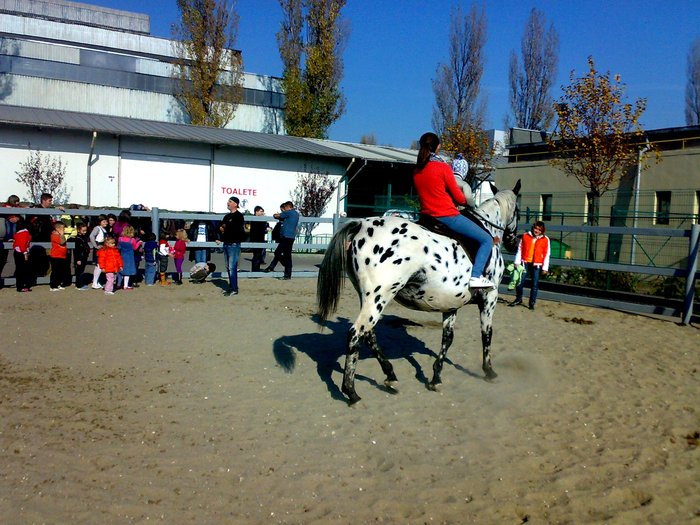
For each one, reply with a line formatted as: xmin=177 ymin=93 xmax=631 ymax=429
xmin=151 ymin=207 xmax=160 ymax=236
xmin=681 ymin=223 xmax=699 ymax=325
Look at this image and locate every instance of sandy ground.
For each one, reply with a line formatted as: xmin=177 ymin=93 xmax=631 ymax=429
xmin=1 ymin=276 xmax=699 ymax=524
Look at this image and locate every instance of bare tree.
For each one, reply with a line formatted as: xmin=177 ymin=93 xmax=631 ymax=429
xmin=290 ymin=168 xmax=336 ymax=243
xmin=172 ymin=0 xmax=243 ymax=127
xmin=432 ymin=4 xmax=487 ymax=136
xmin=277 ymin=0 xmax=348 ymax=138
xmin=16 ymin=149 xmax=70 ymax=204
xmin=686 ymin=37 xmax=700 ymax=125
xmin=508 ymin=8 xmax=559 ymax=130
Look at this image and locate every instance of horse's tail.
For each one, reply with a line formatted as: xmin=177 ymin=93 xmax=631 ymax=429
xmin=317 ymin=220 xmax=362 ymax=323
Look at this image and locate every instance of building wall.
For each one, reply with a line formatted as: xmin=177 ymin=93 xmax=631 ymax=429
xmin=0 ymin=125 xmax=344 ymax=234
xmin=0 ymin=6 xmax=285 ymax=133
xmin=494 ymin=139 xmax=700 ymax=267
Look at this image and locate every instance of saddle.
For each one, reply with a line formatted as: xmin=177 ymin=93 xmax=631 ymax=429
xmin=417 ymin=209 xmax=492 ymax=265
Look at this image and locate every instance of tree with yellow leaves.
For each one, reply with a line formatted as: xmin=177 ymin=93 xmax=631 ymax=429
xmin=172 ymin=0 xmax=243 ymax=127
xmin=440 ymin=123 xmax=495 ymax=192
xmin=548 ymin=56 xmax=657 ymax=260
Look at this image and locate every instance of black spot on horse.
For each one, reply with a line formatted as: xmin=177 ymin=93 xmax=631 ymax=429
xmin=373 ymin=244 xmax=384 ymax=254
xmin=379 ymin=247 xmax=395 ymax=263
xmin=393 ymin=258 xmax=403 ymax=265
xmin=365 ymin=257 xmax=371 ymax=265
xmin=423 ymin=246 xmax=429 ymax=254
xmin=357 ymin=238 xmax=366 ymax=249
xmin=367 ymin=227 xmax=374 ymax=237
xmin=391 ymin=227 xmax=400 ymax=234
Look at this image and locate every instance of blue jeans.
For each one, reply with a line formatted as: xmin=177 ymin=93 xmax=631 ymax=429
xmin=144 ymin=262 xmax=157 ymax=285
xmin=436 ymin=214 xmax=493 ymax=277
xmin=223 ymin=243 xmax=241 ymax=292
xmin=516 ymin=263 xmax=542 ymax=306
xmin=194 ymin=249 xmax=208 ymax=264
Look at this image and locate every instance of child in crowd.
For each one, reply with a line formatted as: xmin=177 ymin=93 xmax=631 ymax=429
xmin=13 ymin=218 xmax=32 ymax=292
xmin=171 ymin=228 xmax=189 ymax=285
xmin=106 ymin=213 xmax=117 ymax=235
xmin=189 ymin=261 xmax=216 ymax=283
xmin=49 ymin=221 xmax=70 ymax=291
xmin=143 ymin=232 xmax=158 ymax=286
xmin=73 ymin=222 xmax=91 ymax=290
xmin=90 ymin=214 xmax=108 ymax=289
xmin=97 ymin=236 xmax=123 ymax=295
xmin=117 ymin=224 xmax=142 ymax=290
xmin=158 ymin=235 xmax=171 ymax=285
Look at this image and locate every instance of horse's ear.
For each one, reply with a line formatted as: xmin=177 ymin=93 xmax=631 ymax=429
xmin=489 ymin=182 xmax=499 ymax=194
xmin=513 ymin=179 xmax=521 ymax=195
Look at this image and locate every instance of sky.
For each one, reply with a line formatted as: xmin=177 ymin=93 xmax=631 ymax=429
xmin=87 ymin=0 xmax=700 ymax=148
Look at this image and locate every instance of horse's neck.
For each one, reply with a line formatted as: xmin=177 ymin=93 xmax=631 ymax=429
xmin=475 ymin=200 xmax=503 ymax=229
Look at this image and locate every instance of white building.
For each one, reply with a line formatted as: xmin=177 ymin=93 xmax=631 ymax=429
xmin=0 ymin=1 xmax=418 ymax=228
xmin=0 ymin=0 xmax=285 ymax=133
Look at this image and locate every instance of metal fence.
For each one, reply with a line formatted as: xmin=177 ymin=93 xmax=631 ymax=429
xmin=2 ymin=207 xmax=698 ymax=324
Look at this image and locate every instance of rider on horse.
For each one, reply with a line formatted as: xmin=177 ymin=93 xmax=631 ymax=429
xmin=413 ymin=132 xmax=497 ymax=289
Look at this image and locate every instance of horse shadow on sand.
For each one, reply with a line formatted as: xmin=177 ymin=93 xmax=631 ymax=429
xmin=272 ymin=314 xmax=485 ymax=403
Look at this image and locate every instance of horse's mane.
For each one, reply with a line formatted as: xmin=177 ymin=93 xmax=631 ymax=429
xmin=478 ymin=190 xmax=516 ymax=224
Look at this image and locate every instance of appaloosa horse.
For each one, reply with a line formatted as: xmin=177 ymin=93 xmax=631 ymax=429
xmin=317 ymin=181 xmax=520 ymax=404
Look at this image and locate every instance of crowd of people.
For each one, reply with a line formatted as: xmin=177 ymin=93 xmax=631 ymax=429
xmin=0 ymin=193 xmax=302 ymax=296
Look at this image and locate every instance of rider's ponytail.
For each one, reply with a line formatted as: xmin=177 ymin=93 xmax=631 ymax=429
xmin=416 ymin=132 xmax=440 ymax=172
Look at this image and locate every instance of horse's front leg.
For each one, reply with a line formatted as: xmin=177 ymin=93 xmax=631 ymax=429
xmin=341 ymin=327 xmax=364 ymax=405
xmin=428 ymin=311 xmax=457 ymax=391
xmin=365 ymin=329 xmax=398 ymax=390
xmin=479 ymin=292 xmax=498 ymax=380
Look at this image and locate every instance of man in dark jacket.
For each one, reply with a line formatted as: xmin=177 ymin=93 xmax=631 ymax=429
xmin=217 ymin=196 xmax=245 ymax=296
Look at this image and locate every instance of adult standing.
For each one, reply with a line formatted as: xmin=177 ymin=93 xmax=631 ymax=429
xmin=217 ymin=196 xmax=245 ymax=296
xmin=248 ymin=205 xmax=269 ymax=272
xmin=509 ymin=221 xmax=551 ymax=310
xmin=188 ymin=219 xmax=216 ymax=264
xmin=27 ymin=192 xmax=63 ymax=284
xmin=263 ymin=201 xmax=299 ymax=280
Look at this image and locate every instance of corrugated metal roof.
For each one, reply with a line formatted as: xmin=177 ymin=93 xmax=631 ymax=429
xmin=0 ymin=104 xmax=417 ymax=164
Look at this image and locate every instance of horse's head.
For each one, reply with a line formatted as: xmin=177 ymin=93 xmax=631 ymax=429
xmin=492 ymin=180 xmax=521 ymax=252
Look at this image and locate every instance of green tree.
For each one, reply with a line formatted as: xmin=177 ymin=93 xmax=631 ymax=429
xmin=291 ymin=168 xmax=336 ymax=243
xmin=277 ymin=0 xmax=348 ymax=138
xmin=548 ymin=56 xmax=657 ymax=260
xmin=508 ymin=8 xmax=559 ymax=130
xmin=16 ymin=149 xmax=70 ymax=204
xmin=172 ymin=0 xmax=243 ymax=127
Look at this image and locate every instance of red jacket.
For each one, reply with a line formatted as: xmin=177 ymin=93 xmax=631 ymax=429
xmin=97 ymin=245 xmax=123 ymax=273
xmin=515 ymin=231 xmax=551 ymax=271
xmin=13 ymin=228 xmax=31 ymax=254
xmin=414 ymin=160 xmax=466 ymax=217
xmin=50 ymin=230 xmax=68 ymax=258
xmin=172 ymin=239 xmax=187 ymax=260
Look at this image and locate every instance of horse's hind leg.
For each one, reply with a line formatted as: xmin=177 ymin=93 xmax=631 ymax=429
xmin=479 ymin=292 xmax=498 ymax=380
xmin=428 ymin=311 xmax=457 ymax=390
xmin=365 ymin=329 xmax=398 ymax=390
xmin=342 ymin=326 xmax=364 ymax=405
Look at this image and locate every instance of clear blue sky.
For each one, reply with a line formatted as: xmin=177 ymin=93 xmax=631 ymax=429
xmin=89 ymin=0 xmax=700 ymax=148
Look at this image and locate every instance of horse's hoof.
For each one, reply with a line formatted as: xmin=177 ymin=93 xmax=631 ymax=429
xmin=427 ymin=381 xmax=442 ymax=392
xmin=384 ymin=379 xmax=399 ymax=391
xmin=346 ymin=393 xmax=362 ymax=406
xmin=483 ymin=369 xmax=498 ymax=382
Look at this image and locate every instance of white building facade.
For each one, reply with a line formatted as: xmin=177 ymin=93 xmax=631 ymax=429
xmin=0 ymin=0 xmax=285 ymax=133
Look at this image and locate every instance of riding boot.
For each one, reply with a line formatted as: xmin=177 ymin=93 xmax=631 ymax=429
xmin=176 ymin=273 xmax=183 ymax=285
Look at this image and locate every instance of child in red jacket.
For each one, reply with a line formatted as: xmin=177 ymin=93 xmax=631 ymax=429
xmin=49 ymin=221 xmax=70 ymax=291
xmin=171 ymin=228 xmax=189 ymax=285
xmin=97 ymin=236 xmax=123 ymax=295
xmin=13 ymin=218 xmax=32 ymax=292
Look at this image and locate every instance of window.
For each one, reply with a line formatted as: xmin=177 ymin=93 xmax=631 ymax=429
xmin=695 ymin=191 xmax=700 ymax=224
xmin=541 ymin=194 xmax=552 ymax=221
xmin=655 ymin=191 xmax=671 ymax=225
